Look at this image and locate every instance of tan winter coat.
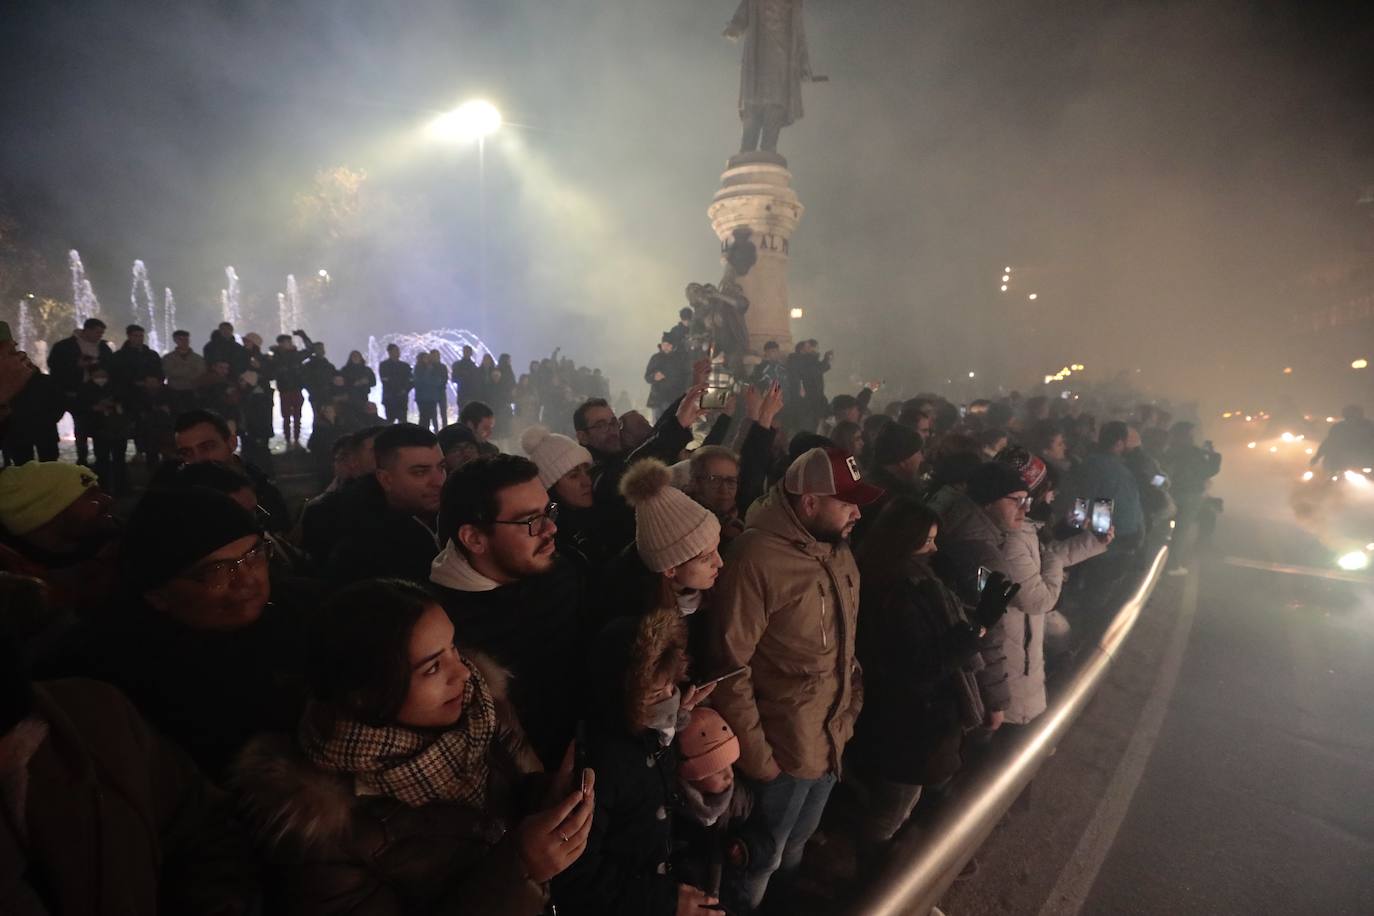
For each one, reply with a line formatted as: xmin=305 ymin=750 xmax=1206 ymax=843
xmin=707 ymin=484 xmax=863 ymax=781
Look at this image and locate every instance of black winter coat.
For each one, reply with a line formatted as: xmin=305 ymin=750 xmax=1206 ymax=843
xmin=47 ymin=335 xmax=112 ymax=395
xmin=849 ymin=566 xmax=982 ymax=786
xmin=325 ymin=476 xmax=440 ymax=586
xmin=378 ymin=357 xmax=413 ymax=401
xmin=432 ymin=558 xmax=587 ymax=769
xmin=552 ymin=728 xmax=681 ymax=916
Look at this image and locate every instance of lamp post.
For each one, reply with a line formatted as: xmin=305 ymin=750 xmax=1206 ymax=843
xmin=427 ymin=100 xmax=503 ymax=333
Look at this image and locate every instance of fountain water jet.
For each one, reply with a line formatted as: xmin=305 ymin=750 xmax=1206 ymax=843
xmin=162 ymin=288 xmax=176 ymax=348
xmin=130 ymin=260 xmax=162 ymax=352
xmin=286 ymin=274 xmax=302 ymax=331
xmin=221 ymin=267 xmax=241 ymax=327
xmin=68 ymin=250 xmax=101 ymax=326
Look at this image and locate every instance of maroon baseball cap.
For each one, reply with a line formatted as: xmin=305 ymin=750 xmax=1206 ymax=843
xmin=784 ymin=447 xmax=885 ymax=506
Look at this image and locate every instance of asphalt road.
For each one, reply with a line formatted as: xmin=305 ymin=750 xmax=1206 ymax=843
xmin=940 ymin=464 xmax=1374 ymax=916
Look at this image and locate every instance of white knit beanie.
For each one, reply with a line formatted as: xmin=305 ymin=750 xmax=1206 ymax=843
xmin=521 ymin=425 xmax=593 ymax=489
xmin=620 ymin=459 xmax=722 ymax=573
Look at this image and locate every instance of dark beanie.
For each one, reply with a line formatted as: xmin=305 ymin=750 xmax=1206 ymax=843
xmin=121 ymin=487 xmax=260 ymax=593
xmin=966 ymin=462 xmax=1029 ymax=507
xmin=437 ymin=422 xmax=477 ymax=455
xmin=874 ymin=424 xmax=923 ymax=467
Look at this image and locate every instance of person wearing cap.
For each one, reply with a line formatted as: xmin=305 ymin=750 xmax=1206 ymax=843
xmin=993 ymin=448 xmax=1110 ymax=726
xmin=705 ymin=446 xmax=880 ymax=909
xmin=644 ymin=335 xmax=681 ymax=423
xmin=324 ymin=423 xmax=446 ymax=585
xmin=0 ymin=462 xmax=121 ymax=617
xmin=35 ymin=487 xmax=308 ymax=777
xmin=430 ymin=454 xmax=585 ymax=769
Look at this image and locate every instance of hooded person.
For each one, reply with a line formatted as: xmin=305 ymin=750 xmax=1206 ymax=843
xmin=0 ymin=461 xmax=121 ymax=617
xmin=232 ymin=579 xmax=592 ymax=916
xmin=0 ymin=586 xmax=261 ymax=915
xmin=551 ymin=609 xmax=722 ymax=916
xmin=34 ymin=487 xmax=310 ymax=778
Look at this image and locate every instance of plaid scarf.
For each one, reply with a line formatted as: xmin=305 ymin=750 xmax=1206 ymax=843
xmin=300 ymin=659 xmax=498 ymax=809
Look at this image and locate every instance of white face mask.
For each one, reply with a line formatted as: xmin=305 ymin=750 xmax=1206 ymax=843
xmin=644 ymin=686 xmax=681 ymax=746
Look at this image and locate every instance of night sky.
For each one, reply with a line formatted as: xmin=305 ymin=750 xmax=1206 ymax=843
xmin=2 ymin=0 xmax=1372 ymax=406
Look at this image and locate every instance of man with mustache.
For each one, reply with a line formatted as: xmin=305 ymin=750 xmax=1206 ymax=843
xmin=429 ymin=453 xmax=585 ymax=769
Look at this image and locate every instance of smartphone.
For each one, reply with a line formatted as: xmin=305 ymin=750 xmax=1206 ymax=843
xmin=1150 ymin=473 xmax=1167 ymax=488
xmin=699 ymin=386 xmax=731 ymax=410
xmin=977 ymin=566 xmax=991 ymax=594
xmin=696 ymin=666 xmax=748 ymax=689
xmin=1068 ymin=497 xmax=1089 ymax=529
xmin=573 ymin=720 xmax=590 ymax=794
xmin=1091 ymin=497 xmax=1114 ymax=536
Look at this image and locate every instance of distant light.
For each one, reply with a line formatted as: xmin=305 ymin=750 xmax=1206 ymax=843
xmin=1169 ymin=520 xmax=1176 ymax=529
xmin=1343 ymin=470 xmax=1369 ymax=488
xmin=1336 ymin=551 xmax=1369 ymax=572
xmin=1244 ymin=415 xmax=1253 ymax=422
xmin=1004 ymin=266 xmax=1012 ymax=272
xmin=1365 ymin=468 xmax=1373 ymax=474
xmin=1247 ymin=442 xmax=1257 ymax=449
xmin=789 ymin=307 xmax=804 ymax=319
xmin=1070 ymin=364 xmax=1085 ymax=372
xmin=968 ymin=371 xmax=976 ymax=378
xmin=1366 ymin=542 xmax=1374 ymax=551
xmin=428 ymin=99 xmax=503 ymax=142
xmin=1327 ymin=416 xmax=1337 ymax=423
xmin=1028 ymin=293 xmax=1039 ymax=301
xmin=1044 ymin=375 xmax=1056 ymax=385
xmin=1301 ymin=470 xmax=1314 ymax=482
xmin=1280 ymin=432 xmax=1295 ymax=442
xmin=1304 ymin=448 xmax=1314 ymax=455
xmin=1353 ymin=358 xmax=1369 ymax=370
xmin=1222 ymin=411 xmax=1233 ymax=418
xmin=317 ymin=269 xmax=329 ymax=278
xmin=1001 ymin=274 xmax=1010 ymax=282
xmin=1282 ymin=367 xmax=1293 ymax=374
xmin=1268 ymin=446 xmax=1278 ymax=453
xmin=1000 ymin=284 xmax=1008 ymax=292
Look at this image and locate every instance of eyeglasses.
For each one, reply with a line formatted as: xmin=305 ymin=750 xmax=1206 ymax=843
xmin=490 ymin=502 xmax=560 ymax=537
xmin=1002 ymin=495 xmax=1033 ymax=509
xmin=700 ymin=474 xmax=739 ymax=489
xmin=583 ymin=419 xmax=621 ymax=433
xmin=178 ymin=538 xmax=273 ymax=589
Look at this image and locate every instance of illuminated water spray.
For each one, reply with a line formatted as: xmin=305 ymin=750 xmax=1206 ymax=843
xmin=69 ymin=250 xmax=101 ymax=325
xmin=130 ymin=260 xmax=162 ymax=352
xmin=220 ymin=266 xmax=241 ymax=327
xmin=287 ymin=274 xmax=302 ymax=331
xmin=366 ymin=328 xmax=494 ymax=403
xmin=16 ymin=298 xmax=34 ymax=353
xmin=162 ymin=288 xmax=176 ymax=347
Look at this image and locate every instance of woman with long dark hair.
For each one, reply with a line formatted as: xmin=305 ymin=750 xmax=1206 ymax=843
xmin=847 ymin=496 xmax=1016 ymax=858
xmin=234 ymin=578 xmax=593 ymax=915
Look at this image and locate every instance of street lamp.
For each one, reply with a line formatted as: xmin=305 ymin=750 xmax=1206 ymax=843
xmin=427 ymin=99 xmax=503 ymax=142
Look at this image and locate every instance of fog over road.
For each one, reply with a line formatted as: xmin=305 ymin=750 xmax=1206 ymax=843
xmin=942 ymin=454 xmax=1374 ymax=916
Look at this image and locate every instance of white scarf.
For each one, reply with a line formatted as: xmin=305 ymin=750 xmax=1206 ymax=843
xmin=430 ymin=539 xmax=502 ymax=592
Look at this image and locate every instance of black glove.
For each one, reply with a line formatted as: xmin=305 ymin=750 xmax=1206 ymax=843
xmin=973 ymin=571 xmax=1020 ymax=630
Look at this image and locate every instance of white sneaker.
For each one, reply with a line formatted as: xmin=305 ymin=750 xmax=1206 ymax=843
xmin=1166 ymin=567 xmax=1189 ymax=577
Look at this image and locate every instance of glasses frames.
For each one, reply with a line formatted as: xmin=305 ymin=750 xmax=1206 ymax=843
xmin=179 ymin=537 xmax=274 ymax=588
xmin=490 ymin=502 xmax=560 ymax=537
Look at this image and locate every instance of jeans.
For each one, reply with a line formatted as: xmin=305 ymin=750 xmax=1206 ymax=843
xmin=855 ymin=776 xmax=923 ymax=844
xmin=742 ymin=771 xmax=837 ymax=909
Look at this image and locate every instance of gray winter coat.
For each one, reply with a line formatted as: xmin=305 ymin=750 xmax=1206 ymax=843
xmin=999 ymin=524 xmax=1106 ymax=724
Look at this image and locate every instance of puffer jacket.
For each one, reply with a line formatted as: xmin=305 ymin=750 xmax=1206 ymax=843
xmin=231 ymin=658 xmax=547 ymax=916
xmin=1000 ymin=523 xmax=1106 ymax=724
xmin=706 ymin=483 xmax=863 ymax=781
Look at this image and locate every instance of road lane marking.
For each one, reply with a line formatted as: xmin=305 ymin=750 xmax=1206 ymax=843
xmin=1037 ymin=569 xmax=1200 ymax=916
xmin=1222 ymin=556 xmax=1372 ymax=584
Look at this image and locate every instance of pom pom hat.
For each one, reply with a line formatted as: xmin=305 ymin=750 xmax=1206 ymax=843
xmin=520 ymin=425 xmax=593 ymax=489
xmin=619 ymin=459 xmax=720 ymax=573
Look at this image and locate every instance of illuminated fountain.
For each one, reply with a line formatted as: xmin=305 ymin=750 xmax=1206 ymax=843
xmin=220 ymin=266 xmax=241 ymax=327
xmin=162 ymin=288 xmax=176 ymax=346
xmin=130 ymin=260 xmax=162 ymax=352
xmin=366 ymin=328 xmax=495 ymax=398
xmin=16 ymin=298 xmax=35 ymax=354
xmin=69 ymin=249 xmax=101 ymax=325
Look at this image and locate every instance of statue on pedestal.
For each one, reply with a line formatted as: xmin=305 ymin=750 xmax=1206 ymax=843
xmin=724 ymin=0 xmax=821 ymax=155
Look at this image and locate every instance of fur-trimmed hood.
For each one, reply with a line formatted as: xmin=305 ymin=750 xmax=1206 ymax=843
xmin=231 ymin=652 xmax=535 ymax=852
xmin=588 ymin=608 xmax=689 ymax=734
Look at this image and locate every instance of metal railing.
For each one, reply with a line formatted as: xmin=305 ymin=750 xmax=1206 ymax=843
xmin=849 ymin=545 xmax=1170 ymax=916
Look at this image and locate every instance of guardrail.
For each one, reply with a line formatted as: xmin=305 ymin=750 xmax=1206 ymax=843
xmin=849 ymin=545 xmax=1170 ymax=916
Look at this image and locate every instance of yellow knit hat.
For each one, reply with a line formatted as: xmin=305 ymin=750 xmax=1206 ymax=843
xmin=0 ymin=463 xmax=100 ymax=535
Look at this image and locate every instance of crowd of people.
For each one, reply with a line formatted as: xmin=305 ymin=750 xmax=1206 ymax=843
xmin=0 ymin=312 xmax=1228 ymax=915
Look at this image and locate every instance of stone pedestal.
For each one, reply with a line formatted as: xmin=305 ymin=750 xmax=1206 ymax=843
xmin=708 ymin=153 xmax=804 ymax=353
